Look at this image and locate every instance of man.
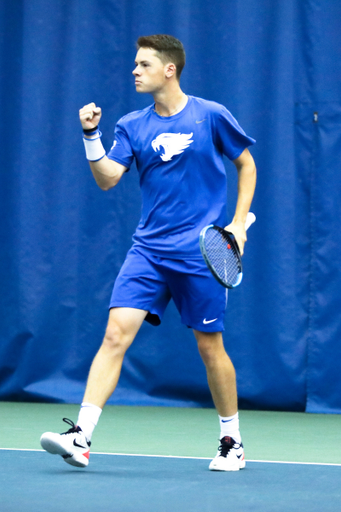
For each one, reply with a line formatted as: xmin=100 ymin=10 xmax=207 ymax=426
xmin=40 ymin=34 xmax=256 ymax=471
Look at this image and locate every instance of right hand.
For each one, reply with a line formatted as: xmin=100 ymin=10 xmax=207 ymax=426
xmin=79 ymin=102 xmax=102 ymax=130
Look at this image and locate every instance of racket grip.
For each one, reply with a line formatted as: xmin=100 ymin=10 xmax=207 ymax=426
xmin=245 ymin=212 xmax=256 ymax=231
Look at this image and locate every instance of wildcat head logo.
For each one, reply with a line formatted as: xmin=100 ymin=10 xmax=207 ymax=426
xmin=151 ymin=133 xmax=193 ymax=161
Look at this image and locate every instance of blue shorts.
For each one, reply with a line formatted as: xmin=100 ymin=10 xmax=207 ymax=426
xmin=109 ymin=246 xmax=228 ymax=332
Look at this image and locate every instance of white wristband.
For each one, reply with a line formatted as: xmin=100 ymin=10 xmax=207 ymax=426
xmin=83 ymin=132 xmax=106 ymax=161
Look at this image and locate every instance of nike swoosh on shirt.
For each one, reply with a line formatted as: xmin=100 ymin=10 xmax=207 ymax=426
xmin=196 ymin=119 xmax=207 ymax=124
xmin=203 ymin=318 xmax=218 ymax=324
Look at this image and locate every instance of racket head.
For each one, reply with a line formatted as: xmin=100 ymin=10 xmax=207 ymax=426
xmin=199 ymin=225 xmax=243 ymax=289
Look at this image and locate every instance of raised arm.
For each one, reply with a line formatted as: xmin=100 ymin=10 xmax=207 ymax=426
xmin=79 ymin=103 xmax=128 ymax=190
xmin=224 ymin=148 xmax=257 ymax=255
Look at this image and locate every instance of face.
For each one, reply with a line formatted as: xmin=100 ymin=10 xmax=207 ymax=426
xmin=132 ymin=48 xmax=174 ymax=93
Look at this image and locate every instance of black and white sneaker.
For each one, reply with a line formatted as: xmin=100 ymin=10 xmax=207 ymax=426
xmin=40 ymin=418 xmax=91 ymax=468
xmin=209 ymin=436 xmax=245 ymax=471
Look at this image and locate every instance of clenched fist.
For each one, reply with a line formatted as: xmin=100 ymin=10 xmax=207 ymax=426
xmin=79 ymin=102 xmax=102 ymax=130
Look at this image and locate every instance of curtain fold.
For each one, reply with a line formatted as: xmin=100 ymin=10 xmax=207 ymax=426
xmin=1 ymin=0 xmax=341 ymax=412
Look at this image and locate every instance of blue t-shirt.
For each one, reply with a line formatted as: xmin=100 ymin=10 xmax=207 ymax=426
xmin=107 ymin=95 xmax=255 ymax=258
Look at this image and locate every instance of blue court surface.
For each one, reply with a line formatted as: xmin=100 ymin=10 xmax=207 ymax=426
xmin=1 ymin=449 xmax=341 ymax=512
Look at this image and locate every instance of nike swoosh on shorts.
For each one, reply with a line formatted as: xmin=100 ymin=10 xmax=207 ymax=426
xmin=203 ymin=318 xmax=218 ymax=324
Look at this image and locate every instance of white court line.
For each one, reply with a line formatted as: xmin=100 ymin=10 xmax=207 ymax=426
xmin=1 ymin=447 xmax=341 ymax=467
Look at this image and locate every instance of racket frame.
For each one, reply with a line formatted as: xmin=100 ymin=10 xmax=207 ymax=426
xmin=199 ymin=225 xmax=243 ymax=289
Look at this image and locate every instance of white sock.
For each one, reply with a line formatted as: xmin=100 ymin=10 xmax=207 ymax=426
xmin=77 ymin=402 xmax=102 ymax=442
xmin=219 ymin=412 xmax=241 ymax=444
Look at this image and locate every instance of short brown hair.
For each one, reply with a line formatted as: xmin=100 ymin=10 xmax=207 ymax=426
xmin=137 ymin=34 xmax=186 ymax=80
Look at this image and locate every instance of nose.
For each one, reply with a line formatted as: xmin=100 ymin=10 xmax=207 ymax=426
xmin=132 ymin=66 xmax=139 ymax=76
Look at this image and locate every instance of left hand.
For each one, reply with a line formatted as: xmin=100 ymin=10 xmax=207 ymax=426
xmin=224 ymin=220 xmax=247 ymax=256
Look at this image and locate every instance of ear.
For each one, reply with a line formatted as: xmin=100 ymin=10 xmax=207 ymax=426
xmin=165 ymin=63 xmax=177 ymax=78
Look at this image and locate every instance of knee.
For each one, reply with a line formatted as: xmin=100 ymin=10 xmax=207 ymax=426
xmin=198 ymin=341 xmax=218 ymax=367
xmin=101 ymin=321 xmax=132 ymax=355
xmin=196 ymin=333 xmax=226 ymax=367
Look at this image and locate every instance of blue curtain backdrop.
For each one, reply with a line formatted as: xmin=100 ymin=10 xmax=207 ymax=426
xmin=1 ymin=0 xmax=341 ymax=412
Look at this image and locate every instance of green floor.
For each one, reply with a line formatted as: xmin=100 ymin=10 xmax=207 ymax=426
xmin=1 ymin=402 xmax=341 ymax=464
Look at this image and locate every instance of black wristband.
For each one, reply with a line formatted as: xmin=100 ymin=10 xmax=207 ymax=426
xmin=83 ymin=126 xmax=99 ymax=134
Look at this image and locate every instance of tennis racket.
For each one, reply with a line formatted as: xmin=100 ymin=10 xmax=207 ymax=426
xmin=199 ymin=212 xmax=256 ymax=289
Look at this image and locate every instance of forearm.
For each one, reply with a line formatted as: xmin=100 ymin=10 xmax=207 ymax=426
xmin=82 ymin=128 xmax=127 ymax=190
xmin=232 ymin=157 xmax=257 ymax=225
xmin=225 ymin=148 xmax=257 ymax=254
xmin=80 ymin=102 xmax=127 ymax=190
xmin=89 ymin=157 xmax=126 ymax=191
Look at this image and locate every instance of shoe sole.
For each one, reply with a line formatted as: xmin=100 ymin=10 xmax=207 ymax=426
xmin=209 ymin=466 xmax=244 ymax=471
xmin=209 ymin=464 xmax=245 ymax=471
xmin=40 ymin=434 xmax=89 ymax=468
xmin=209 ymin=456 xmax=246 ymax=471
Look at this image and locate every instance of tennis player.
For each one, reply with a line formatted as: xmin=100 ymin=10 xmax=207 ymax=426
xmin=40 ymin=34 xmax=256 ymax=471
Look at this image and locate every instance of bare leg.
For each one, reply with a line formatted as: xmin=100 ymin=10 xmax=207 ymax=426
xmin=83 ymin=307 xmax=147 ymax=408
xmin=193 ymin=330 xmax=238 ymax=417
xmin=40 ymin=308 xmax=147 ymax=466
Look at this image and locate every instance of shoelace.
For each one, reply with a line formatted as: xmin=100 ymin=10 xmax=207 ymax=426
xmin=218 ymin=436 xmax=240 ymax=457
xmin=61 ymin=417 xmax=81 ymax=435
xmin=60 ymin=418 xmax=91 ymax=447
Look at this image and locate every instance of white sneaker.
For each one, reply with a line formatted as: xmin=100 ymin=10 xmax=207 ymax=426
xmin=40 ymin=418 xmax=91 ymax=468
xmin=209 ymin=436 xmax=245 ymax=471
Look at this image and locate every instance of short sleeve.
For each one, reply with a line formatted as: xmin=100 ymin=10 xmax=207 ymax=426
xmin=107 ymin=121 xmax=135 ymax=169
xmin=214 ymin=106 xmax=256 ymax=160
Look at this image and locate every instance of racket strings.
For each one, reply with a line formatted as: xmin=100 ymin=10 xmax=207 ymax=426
xmin=204 ymin=229 xmax=241 ymax=285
